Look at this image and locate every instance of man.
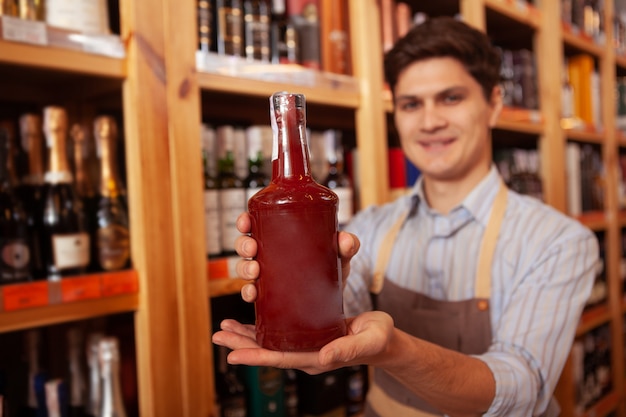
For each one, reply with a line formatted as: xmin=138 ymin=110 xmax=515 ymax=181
xmin=212 ymin=16 xmax=598 ymax=416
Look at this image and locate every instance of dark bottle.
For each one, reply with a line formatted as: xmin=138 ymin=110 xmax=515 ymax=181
xmin=86 ymin=333 xmax=104 ymax=417
xmin=215 ymin=345 xmax=247 ymax=417
xmin=0 ymin=126 xmax=33 ymax=284
xmin=345 ymin=365 xmax=367 ymax=416
xmin=98 ymin=338 xmax=127 ymax=417
xmin=41 ymin=106 xmax=90 ymax=281
xmin=248 ymin=92 xmax=346 ymax=351
xmin=198 ymin=0 xmax=214 ymax=52
xmin=216 ymin=0 xmax=244 ymax=56
xmin=283 ymin=369 xmax=298 ymax=417
xmin=202 ymin=124 xmax=222 ymax=258
xmin=244 ymin=126 xmax=270 ymax=201
xmin=217 ymin=125 xmax=246 ymax=256
xmin=270 ymin=0 xmax=297 ymax=64
xmin=93 ymin=116 xmax=130 ymax=271
xmin=17 ymin=113 xmax=46 ymax=279
xmin=321 ymin=129 xmax=353 ymax=230
xmin=243 ymin=0 xmax=271 ymax=62
xmin=67 ymin=327 xmax=87 ymax=417
xmin=21 ymin=329 xmax=45 ymax=417
xmin=71 ymin=123 xmax=99 ymax=273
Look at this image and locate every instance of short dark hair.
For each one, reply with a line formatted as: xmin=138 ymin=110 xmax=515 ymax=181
xmin=384 ymin=16 xmax=501 ymax=101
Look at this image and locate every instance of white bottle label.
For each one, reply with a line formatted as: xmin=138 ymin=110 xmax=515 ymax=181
xmin=1 ymin=241 xmax=31 ymax=269
xmin=52 ymin=233 xmax=90 ymax=270
xmin=204 ymin=189 xmax=221 ymax=256
xmin=219 ymin=189 xmax=246 ymax=252
xmin=334 ymin=186 xmax=354 ymax=227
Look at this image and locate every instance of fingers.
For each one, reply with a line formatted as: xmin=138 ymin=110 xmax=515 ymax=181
xmin=241 ymin=283 xmax=258 ymax=303
xmin=338 ymin=232 xmax=360 ymax=284
xmin=236 ymin=212 xmax=252 ymax=234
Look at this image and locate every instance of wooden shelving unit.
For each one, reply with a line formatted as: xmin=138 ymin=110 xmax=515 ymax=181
xmin=4 ymin=0 xmax=626 ymax=415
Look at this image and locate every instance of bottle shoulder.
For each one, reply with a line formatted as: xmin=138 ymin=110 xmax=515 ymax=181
xmin=248 ymin=179 xmax=338 ymax=209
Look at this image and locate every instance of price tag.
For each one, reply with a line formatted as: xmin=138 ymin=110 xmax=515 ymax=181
xmin=101 ymin=270 xmax=138 ymax=297
xmin=2 ymin=281 xmax=49 ymax=311
xmin=60 ymin=275 xmax=101 ymax=302
xmin=1 ymin=15 xmax=47 ymax=46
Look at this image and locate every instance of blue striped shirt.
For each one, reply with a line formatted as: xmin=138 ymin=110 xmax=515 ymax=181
xmin=343 ymin=166 xmax=598 ymax=416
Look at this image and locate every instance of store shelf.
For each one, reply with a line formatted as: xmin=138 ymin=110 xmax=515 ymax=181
xmin=577 ymin=303 xmax=612 ymax=336
xmin=0 ymin=270 xmax=139 ymax=333
xmin=561 ymin=26 xmax=606 ymax=57
xmin=484 ymin=0 xmax=541 ymax=29
xmin=582 ymin=390 xmax=619 ymax=417
xmin=208 ymin=279 xmax=247 ymax=299
xmin=565 ymin=127 xmax=606 ymax=144
xmin=576 ymin=211 xmax=608 ymax=231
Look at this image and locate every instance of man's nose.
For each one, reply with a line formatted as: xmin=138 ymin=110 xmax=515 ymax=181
xmin=420 ymin=104 xmax=447 ymax=131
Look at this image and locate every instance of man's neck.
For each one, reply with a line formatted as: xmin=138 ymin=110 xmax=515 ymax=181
xmin=422 ymin=166 xmax=491 ymax=214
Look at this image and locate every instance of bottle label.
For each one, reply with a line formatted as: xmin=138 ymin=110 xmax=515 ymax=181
xmin=52 ymin=233 xmax=90 ymax=270
xmin=97 ymin=224 xmax=130 ymax=270
xmin=0 ymin=239 xmax=31 ymax=281
xmin=334 ymin=186 xmax=354 ymax=226
xmin=219 ymin=188 xmax=246 ymax=252
xmin=204 ymin=189 xmax=221 ymax=256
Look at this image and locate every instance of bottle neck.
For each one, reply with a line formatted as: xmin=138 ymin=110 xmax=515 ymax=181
xmin=73 ymin=139 xmax=95 ymax=198
xmin=99 ymin=137 xmax=122 ymax=198
xmin=24 ymin=132 xmax=45 ymax=185
xmin=45 ymin=130 xmax=72 ymax=184
xmin=99 ymin=339 xmax=127 ymax=417
xmin=271 ymin=95 xmax=312 ymax=181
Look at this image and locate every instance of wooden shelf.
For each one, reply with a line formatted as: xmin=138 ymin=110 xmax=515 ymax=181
xmin=577 ymin=303 xmax=612 ymax=336
xmin=576 ymin=211 xmax=608 ymax=231
xmin=208 ymin=278 xmax=247 ymax=298
xmin=0 ymin=38 xmax=125 ymax=78
xmin=484 ymin=0 xmax=541 ymax=29
xmin=582 ymin=390 xmax=619 ymax=417
xmin=565 ymin=127 xmax=606 ymax=144
xmin=561 ymin=27 xmax=606 ymax=57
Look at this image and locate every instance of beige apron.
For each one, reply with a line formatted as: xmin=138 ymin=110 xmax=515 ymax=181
xmin=365 ymin=183 xmax=506 ymax=417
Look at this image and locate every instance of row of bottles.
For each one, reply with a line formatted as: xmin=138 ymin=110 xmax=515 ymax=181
xmin=0 ymin=317 xmax=134 ymax=417
xmin=0 ymin=0 xmax=113 ymax=35
xmin=0 ymin=107 xmax=130 ymax=286
xmin=214 ymin=345 xmax=367 ymax=417
xmin=198 ymin=0 xmax=350 ymax=74
xmin=201 ymin=123 xmax=353 ymax=259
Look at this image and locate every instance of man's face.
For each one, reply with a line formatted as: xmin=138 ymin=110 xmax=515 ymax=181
xmin=393 ymin=57 xmax=501 ymax=186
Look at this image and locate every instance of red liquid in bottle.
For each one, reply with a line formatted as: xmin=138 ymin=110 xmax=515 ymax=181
xmin=248 ymin=92 xmax=347 ymax=351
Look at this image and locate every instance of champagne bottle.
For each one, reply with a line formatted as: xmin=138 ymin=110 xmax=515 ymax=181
xmin=244 ymin=126 xmax=270 ymax=201
xmin=41 ymin=106 xmax=90 ymax=281
xmin=201 ymin=124 xmax=222 ymax=258
xmin=248 ymin=92 xmax=346 ymax=351
xmin=18 ymin=113 xmax=46 ymax=279
xmin=85 ymin=333 xmax=104 ymax=417
xmin=67 ymin=328 xmax=87 ymax=417
xmin=270 ymin=0 xmax=297 ymax=64
xmin=0 ymin=126 xmax=33 ymax=284
xmin=216 ymin=0 xmax=244 ymax=56
xmin=70 ymin=124 xmax=99 ymax=273
xmin=217 ymin=125 xmax=246 ymax=256
xmin=44 ymin=379 xmax=69 ymax=417
xmin=98 ymin=338 xmax=127 ymax=417
xmin=243 ymin=0 xmax=271 ymax=62
xmin=93 ymin=116 xmax=130 ymax=271
xmin=321 ymin=130 xmax=353 ymax=229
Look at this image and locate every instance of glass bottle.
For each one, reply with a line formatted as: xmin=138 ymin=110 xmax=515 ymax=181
xmin=244 ymin=126 xmax=270 ymax=201
xmin=214 ymin=345 xmax=247 ymax=417
xmin=41 ymin=106 xmax=90 ymax=280
xmin=270 ymin=0 xmax=297 ymax=64
xmin=67 ymin=327 xmax=87 ymax=417
xmin=202 ymin=124 xmax=222 ymax=258
xmin=94 ymin=116 xmax=131 ymax=271
xmin=321 ymin=129 xmax=353 ymax=229
xmin=248 ymin=92 xmax=346 ymax=351
xmin=98 ymin=337 xmax=127 ymax=417
xmin=216 ymin=0 xmax=244 ymax=56
xmin=17 ymin=113 xmax=46 ymax=279
xmin=243 ymin=0 xmax=271 ymax=62
xmin=86 ymin=333 xmax=104 ymax=417
xmin=217 ymin=125 xmax=246 ymax=256
xmin=0 ymin=126 xmax=33 ymax=284
xmin=71 ymin=123 xmax=99 ymax=273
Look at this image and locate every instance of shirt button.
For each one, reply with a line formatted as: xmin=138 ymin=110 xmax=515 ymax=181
xmin=477 ymin=300 xmax=489 ymax=311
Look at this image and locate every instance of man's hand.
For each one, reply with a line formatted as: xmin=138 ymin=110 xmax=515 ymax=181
xmin=212 ymin=311 xmax=394 ymax=375
xmin=234 ymin=212 xmax=361 ymax=303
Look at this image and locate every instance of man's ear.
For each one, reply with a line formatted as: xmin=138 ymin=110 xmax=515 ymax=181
xmin=488 ymin=85 xmax=504 ymax=128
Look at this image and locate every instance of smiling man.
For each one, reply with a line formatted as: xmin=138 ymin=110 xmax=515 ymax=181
xmin=213 ymin=16 xmax=599 ymax=417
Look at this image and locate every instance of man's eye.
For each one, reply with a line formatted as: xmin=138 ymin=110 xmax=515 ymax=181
xmin=443 ymin=94 xmax=463 ymax=104
xmin=399 ymin=101 xmax=420 ymax=111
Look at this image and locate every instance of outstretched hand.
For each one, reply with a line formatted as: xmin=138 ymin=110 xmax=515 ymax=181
xmin=234 ymin=212 xmax=360 ymax=303
xmin=212 ymin=311 xmax=395 ymax=375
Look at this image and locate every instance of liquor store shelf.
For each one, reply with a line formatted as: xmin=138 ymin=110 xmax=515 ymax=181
xmin=0 ymin=270 xmax=138 ymax=333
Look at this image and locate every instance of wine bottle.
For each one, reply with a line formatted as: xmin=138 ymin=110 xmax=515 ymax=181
xmin=70 ymin=124 xmax=99 ymax=273
xmin=85 ymin=333 xmax=104 ymax=417
xmin=243 ymin=0 xmax=271 ymax=62
xmin=345 ymin=365 xmax=366 ymax=416
xmin=93 ymin=116 xmax=130 ymax=271
xmin=98 ymin=337 xmax=127 ymax=417
xmin=41 ymin=106 xmax=90 ymax=281
xmin=67 ymin=328 xmax=87 ymax=417
xmin=321 ymin=129 xmax=353 ymax=229
xmin=248 ymin=92 xmax=346 ymax=351
xmin=197 ymin=0 xmax=214 ymax=52
xmin=270 ymin=0 xmax=298 ymax=64
xmin=17 ymin=113 xmax=46 ymax=279
xmin=18 ymin=0 xmax=43 ymax=20
xmin=0 ymin=126 xmax=33 ymax=284
xmin=217 ymin=125 xmax=246 ymax=256
xmin=214 ymin=345 xmax=247 ymax=417
xmin=244 ymin=126 xmax=270 ymax=201
xmin=216 ymin=0 xmax=244 ymax=56
xmin=201 ymin=124 xmax=222 ymax=258
xmin=44 ymin=379 xmax=69 ymax=417
xmin=22 ymin=329 xmax=45 ymax=417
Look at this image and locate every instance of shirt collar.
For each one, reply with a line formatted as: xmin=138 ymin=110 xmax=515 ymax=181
xmin=407 ymin=165 xmax=503 ymax=227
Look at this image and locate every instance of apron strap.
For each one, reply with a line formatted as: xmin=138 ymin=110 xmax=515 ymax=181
xmin=474 ymin=181 xmax=508 ymax=301
xmin=371 ymin=209 xmax=410 ymax=294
